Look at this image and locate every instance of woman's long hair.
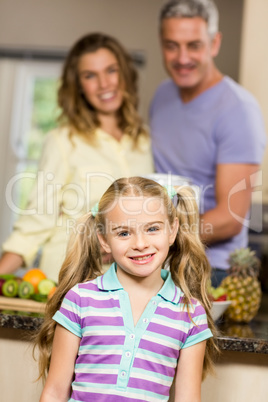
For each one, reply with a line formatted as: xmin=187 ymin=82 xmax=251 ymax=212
xmin=57 ymin=32 xmax=147 ymax=145
xmin=33 ymin=176 xmax=218 ymax=381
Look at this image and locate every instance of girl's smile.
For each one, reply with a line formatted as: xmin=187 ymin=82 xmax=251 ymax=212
xmin=129 ymin=253 xmax=155 ymax=264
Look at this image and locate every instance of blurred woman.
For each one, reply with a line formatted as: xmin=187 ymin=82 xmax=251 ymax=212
xmin=0 ymin=33 xmax=154 ymax=282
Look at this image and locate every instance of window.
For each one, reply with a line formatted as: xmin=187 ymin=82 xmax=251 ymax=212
xmin=0 ymin=59 xmax=62 ymax=244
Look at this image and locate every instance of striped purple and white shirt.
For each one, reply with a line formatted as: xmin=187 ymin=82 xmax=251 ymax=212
xmin=53 ymin=263 xmax=212 ymax=401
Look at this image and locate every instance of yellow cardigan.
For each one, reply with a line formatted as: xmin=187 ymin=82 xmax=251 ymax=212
xmin=2 ymin=127 xmax=154 ymax=281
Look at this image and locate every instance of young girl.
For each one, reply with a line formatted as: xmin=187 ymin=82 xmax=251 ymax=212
xmin=35 ymin=176 xmax=218 ymax=402
xmin=0 ymin=33 xmax=153 ymax=282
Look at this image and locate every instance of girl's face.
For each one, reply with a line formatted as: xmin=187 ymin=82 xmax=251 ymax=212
xmin=98 ymin=197 xmax=178 ymax=281
xmin=78 ymin=48 xmax=124 ymax=117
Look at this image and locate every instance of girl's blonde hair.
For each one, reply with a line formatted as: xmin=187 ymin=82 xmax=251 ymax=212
xmin=57 ymin=32 xmax=147 ymax=144
xmin=33 ymin=176 xmax=218 ymax=381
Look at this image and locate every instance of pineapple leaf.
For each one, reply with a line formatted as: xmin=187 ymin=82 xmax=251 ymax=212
xmin=228 ymin=247 xmax=261 ymax=278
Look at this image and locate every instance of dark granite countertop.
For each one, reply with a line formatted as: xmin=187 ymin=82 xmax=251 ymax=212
xmin=216 ymin=315 xmax=268 ymax=354
xmin=1 ymin=295 xmax=268 ymax=354
xmin=0 ymin=310 xmax=44 ymax=332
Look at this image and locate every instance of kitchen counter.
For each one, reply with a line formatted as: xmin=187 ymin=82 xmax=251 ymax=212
xmin=216 ymin=315 xmax=268 ymax=354
xmin=1 ymin=295 xmax=268 ymax=354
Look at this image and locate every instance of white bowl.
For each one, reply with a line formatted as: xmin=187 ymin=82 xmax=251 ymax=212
xmin=211 ymin=300 xmax=232 ymax=321
xmin=143 ymin=173 xmax=192 ymax=186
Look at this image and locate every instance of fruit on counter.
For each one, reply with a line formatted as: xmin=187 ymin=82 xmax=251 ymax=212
xmin=220 ymin=247 xmax=262 ymax=323
xmin=0 ymin=274 xmax=17 ymax=295
xmin=0 ymin=269 xmax=57 ymax=304
xmin=0 ymin=278 xmax=5 ymax=295
xmin=23 ymin=268 xmax=47 ymax=293
xmin=38 ymin=279 xmax=56 ymax=296
xmin=0 ymin=275 xmax=22 ymax=296
xmin=48 ymin=285 xmax=57 ymax=299
xmin=214 ymin=294 xmax=227 ymax=301
xmin=18 ymin=281 xmax=35 ymax=299
xmin=208 ymin=284 xmax=228 ymax=301
xmin=2 ymin=279 xmax=19 ymax=297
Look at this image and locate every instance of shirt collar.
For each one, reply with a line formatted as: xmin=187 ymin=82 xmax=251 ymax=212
xmin=95 ymin=128 xmax=131 ymax=144
xmin=97 ymin=263 xmax=181 ymax=304
xmin=97 ymin=263 xmax=123 ymax=291
xmin=158 ymin=269 xmax=181 ymax=304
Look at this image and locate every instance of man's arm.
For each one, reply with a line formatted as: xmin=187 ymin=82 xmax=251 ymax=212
xmin=200 ymin=163 xmax=260 ymax=244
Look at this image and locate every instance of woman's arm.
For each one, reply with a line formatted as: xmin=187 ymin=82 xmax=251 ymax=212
xmin=174 ymin=341 xmax=206 ymax=402
xmin=40 ymin=324 xmax=80 ymax=402
xmin=0 ymin=252 xmax=24 ymax=274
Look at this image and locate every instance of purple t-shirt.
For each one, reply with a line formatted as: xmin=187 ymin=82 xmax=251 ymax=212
xmin=150 ymin=76 xmax=266 ymax=269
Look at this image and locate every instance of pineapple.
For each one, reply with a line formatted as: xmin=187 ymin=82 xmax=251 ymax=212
xmin=221 ymin=247 xmax=262 ymax=323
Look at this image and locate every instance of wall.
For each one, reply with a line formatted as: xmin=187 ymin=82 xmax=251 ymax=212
xmin=239 ymin=0 xmax=268 ymax=204
xmin=215 ymin=0 xmax=244 ymax=81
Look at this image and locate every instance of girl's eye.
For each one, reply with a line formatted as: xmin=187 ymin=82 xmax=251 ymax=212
xmin=117 ymin=231 xmax=130 ymax=238
xmin=147 ymin=226 xmax=160 ymax=233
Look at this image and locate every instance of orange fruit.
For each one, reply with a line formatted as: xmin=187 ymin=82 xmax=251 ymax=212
xmin=48 ymin=286 xmax=57 ymax=299
xmin=23 ymin=268 xmax=47 ymax=293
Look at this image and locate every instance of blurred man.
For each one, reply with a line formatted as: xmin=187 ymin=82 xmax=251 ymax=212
xmin=150 ymin=0 xmax=266 ymax=286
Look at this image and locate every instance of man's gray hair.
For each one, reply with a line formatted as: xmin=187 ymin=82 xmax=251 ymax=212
xmin=160 ymin=0 xmax=219 ymax=37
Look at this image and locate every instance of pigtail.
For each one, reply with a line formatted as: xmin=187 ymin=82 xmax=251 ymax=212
xmin=32 ymin=212 xmax=102 ymax=382
xmin=169 ymin=186 xmax=220 ymax=378
xmin=169 ymin=187 xmax=210 ymax=305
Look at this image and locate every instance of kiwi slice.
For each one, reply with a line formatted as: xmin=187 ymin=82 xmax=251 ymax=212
xmin=38 ymin=279 xmax=56 ymax=296
xmin=18 ymin=281 xmax=35 ymax=299
xmin=2 ymin=279 xmax=19 ymax=297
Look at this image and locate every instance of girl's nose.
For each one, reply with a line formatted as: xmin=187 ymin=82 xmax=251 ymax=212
xmin=133 ymin=232 xmax=149 ymax=251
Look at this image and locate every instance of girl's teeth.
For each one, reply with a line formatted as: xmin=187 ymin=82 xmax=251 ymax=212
xmin=132 ymin=255 xmax=152 ymax=261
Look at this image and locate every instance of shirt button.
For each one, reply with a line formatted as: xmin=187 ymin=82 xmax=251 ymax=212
xmin=130 ymin=333 xmax=135 ymax=339
xmin=125 ymin=351 xmax=131 ymax=358
xmin=152 ymin=301 xmax=157 ymax=305
xmin=143 ymin=318 xmax=148 ymax=323
xmin=121 ymin=371 xmax=127 ymax=377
